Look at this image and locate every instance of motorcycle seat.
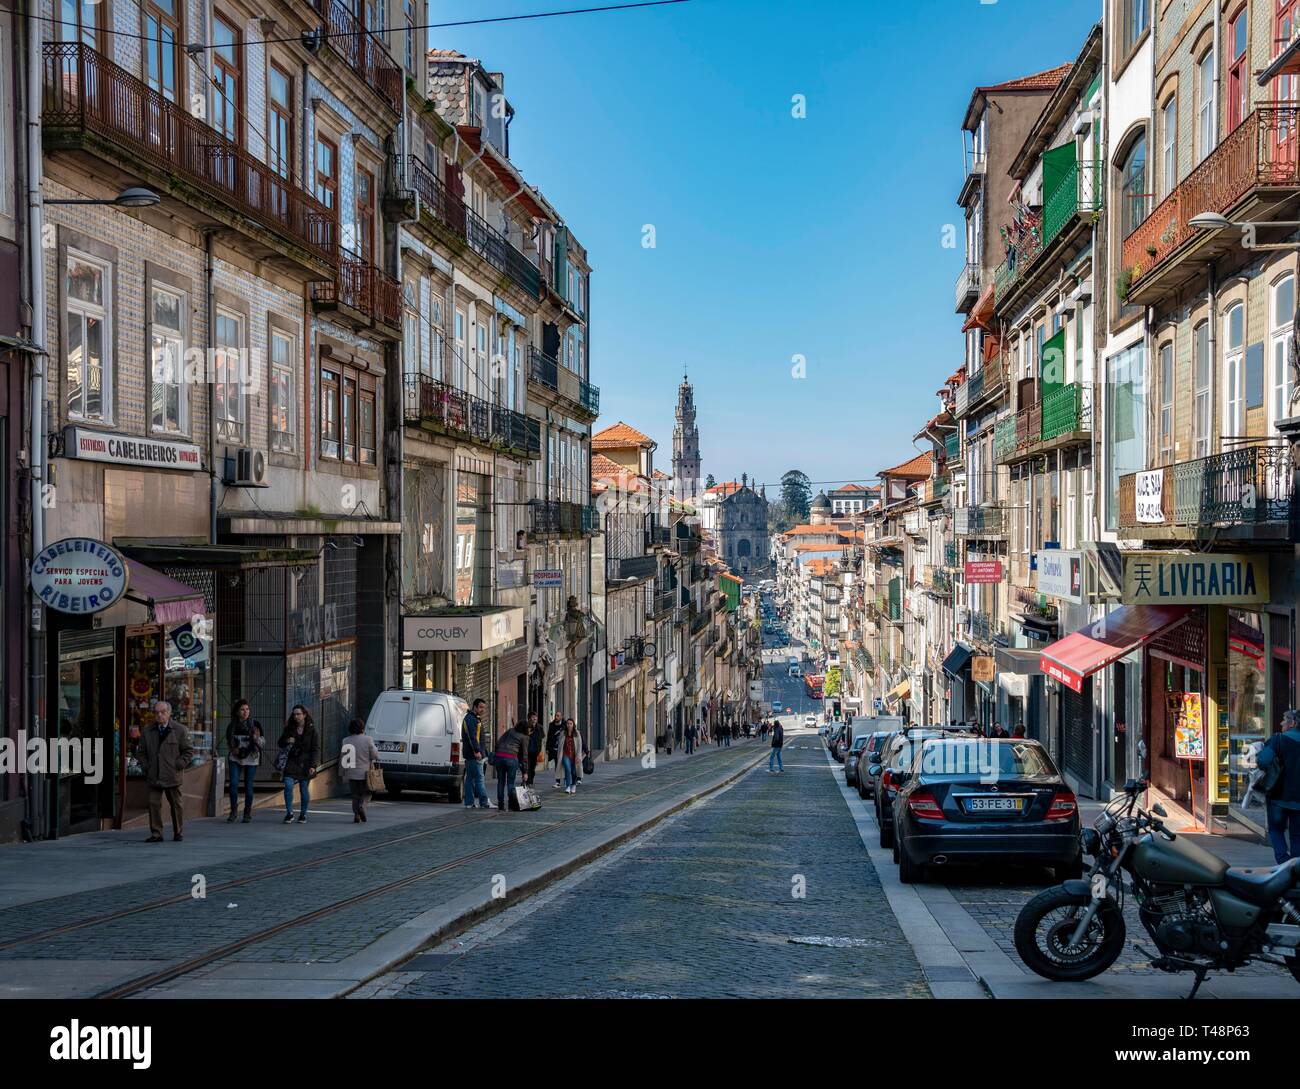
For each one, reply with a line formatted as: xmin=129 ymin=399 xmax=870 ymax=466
xmin=1223 ymin=859 xmax=1299 ymax=905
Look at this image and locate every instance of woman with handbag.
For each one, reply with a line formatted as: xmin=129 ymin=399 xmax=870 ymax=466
xmin=277 ymin=705 xmax=320 ymax=825
xmin=224 ymin=698 xmax=264 ymax=823
xmin=559 ymin=719 xmax=585 ymax=795
xmin=340 ymin=717 xmax=382 ymax=823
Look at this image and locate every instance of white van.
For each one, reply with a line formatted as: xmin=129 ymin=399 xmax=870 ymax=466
xmin=364 ymin=689 xmax=470 ymax=802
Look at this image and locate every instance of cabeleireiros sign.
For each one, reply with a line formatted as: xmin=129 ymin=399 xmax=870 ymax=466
xmin=1122 ymin=552 xmax=1269 ymax=606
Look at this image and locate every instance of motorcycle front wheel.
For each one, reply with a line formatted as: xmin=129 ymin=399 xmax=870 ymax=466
xmin=1013 ymin=886 xmax=1126 ymax=982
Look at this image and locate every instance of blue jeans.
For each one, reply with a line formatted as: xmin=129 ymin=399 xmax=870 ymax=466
xmin=229 ymin=762 xmax=256 ymax=812
xmin=495 ymin=757 xmax=518 ymax=810
xmin=769 ymin=747 xmax=783 ymax=772
xmin=724 ymin=732 xmax=731 ymax=747
xmin=1267 ymin=802 xmax=1300 ymax=863
xmin=685 ymin=737 xmax=694 ymax=754
xmin=561 ymin=755 xmax=575 ymax=789
xmin=282 ymin=776 xmax=309 ymax=815
xmin=464 ymin=757 xmax=489 ymax=808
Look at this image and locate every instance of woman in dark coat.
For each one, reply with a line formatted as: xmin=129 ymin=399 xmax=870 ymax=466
xmin=278 ymin=705 xmax=320 ymax=824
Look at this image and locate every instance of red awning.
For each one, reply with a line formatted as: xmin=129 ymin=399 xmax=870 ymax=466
xmin=1039 ymin=605 xmax=1191 ymax=693
xmin=962 ymin=283 xmax=995 ymax=331
xmin=125 ymin=562 xmax=207 ymax=625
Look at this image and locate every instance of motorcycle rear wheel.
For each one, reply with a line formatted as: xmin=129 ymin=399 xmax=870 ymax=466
xmin=1013 ymin=886 xmax=1126 ymax=982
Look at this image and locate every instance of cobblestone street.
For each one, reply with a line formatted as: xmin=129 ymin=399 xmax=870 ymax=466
xmin=382 ymin=732 xmax=929 ymax=999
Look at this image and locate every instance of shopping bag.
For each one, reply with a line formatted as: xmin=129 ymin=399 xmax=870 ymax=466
xmin=582 ymin=753 xmax=594 ymax=776
xmin=514 ymin=785 xmax=541 ymax=811
xmin=366 ymin=765 xmax=386 ymax=793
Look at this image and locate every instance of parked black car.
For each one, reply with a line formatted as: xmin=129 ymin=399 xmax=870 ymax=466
xmin=828 ymin=725 xmax=848 ymax=762
xmin=891 ymin=737 xmax=1082 ymax=885
xmin=855 ymin=731 xmax=894 ymax=799
xmin=872 ymin=728 xmax=964 ymax=844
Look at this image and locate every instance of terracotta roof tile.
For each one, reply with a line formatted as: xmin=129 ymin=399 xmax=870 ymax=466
xmin=978 ymin=63 xmax=1071 ymax=95
xmin=592 ymin=421 xmax=654 ymax=450
xmin=880 ymin=451 xmax=933 ymax=479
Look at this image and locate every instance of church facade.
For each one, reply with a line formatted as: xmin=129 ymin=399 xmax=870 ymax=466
xmin=716 ymin=480 xmax=770 ymax=578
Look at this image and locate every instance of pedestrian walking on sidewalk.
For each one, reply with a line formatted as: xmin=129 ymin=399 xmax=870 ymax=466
xmin=684 ymin=721 xmax=696 ymax=755
xmin=524 ymin=711 xmax=542 ymax=786
xmin=141 ymin=700 xmax=193 ymax=842
xmin=559 ymin=719 xmax=585 ymax=794
xmin=1257 ymin=709 xmax=1300 ymax=863
xmin=225 ymin=698 xmax=264 ymax=823
xmin=461 ymin=698 xmax=491 ymax=809
xmin=278 ymin=705 xmax=320 ymax=824
xmin=545 ymin=711 xmax=564 ymax=787
xmin=340 ymin=718 xmax=381 ymax=823
xmin=768 ymin=719 xmax=785 ymax=773
xmin=493 ymin=720 xmax=529 ymax=812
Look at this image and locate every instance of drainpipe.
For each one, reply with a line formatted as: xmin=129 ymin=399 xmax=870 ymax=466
xmin=204 ymin=231 xmax=217 ymax=544
xmin=26 ymin=10 xmax=47 ymax=840
xmin=1208 ymin=264 xmax=1218 ymax=456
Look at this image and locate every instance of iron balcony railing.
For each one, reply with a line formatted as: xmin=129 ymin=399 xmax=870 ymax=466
xmin=1118 ymin=442 xmax=1294 ymax=531
xmin=968 ymin=611 xmax=1005 ymax=647
xmin=528 ymin=346 xmax=559 ymax=391
xmin=1012 ymin=585 xmax=1058 ymax=623
xmin=43 ymin=43 xmax=337 ymax=268
xmin=954 ymin=353 xmax=1007 ymax=419
xmin=945 ymin=542 xmax=959 ymax=568
xmin=1121 ymin=107 xmax=1300 ymax=295
xmin=310 ymin=255 xmax=402 ymax=329
xmin=579 ymin=376 xmax=600 ymax=416
xmin=403 ymin=374 xmax=540 ymax=456
xmin=944 ymin=430 xmax=961 ymax=462
xmin=529 ymin=500 xmax=596 ymax=538
xmin=954 ymin=262 xmax=981 ymax=311
xmin=1040 ymin=382 xmax=1092 ymax=441
xmin=401 ymin=153 xmax=468 ymax=238
xmin=955 ymin=506 xmax=1007 ymax=537
xmin=312 ymin=0 xmax=403 ymax=113
xmin=994 ymin=415 xmax=1017 ymax=461
xmin=1042 ymin=159 xmax=1101 ymax=248
xmin=464 ymin=204 xmax=541 ymax=298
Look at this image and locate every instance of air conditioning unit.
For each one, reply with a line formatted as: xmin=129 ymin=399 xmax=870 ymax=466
xmin=223 ymin=447 xmax=268 ymax=487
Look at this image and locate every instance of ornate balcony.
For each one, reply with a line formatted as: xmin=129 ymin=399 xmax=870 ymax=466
xmin=403 ymin=374 xmax=540 ymax=458
xmin=311 ymin=0 xmax=403 ymax=113
xmin=1120 ymin=107 xmax=1300 ymax=305
xmin=996 ymin=161 xmax=1100 ymax=310
xmin=998 ymin=384 xmax=1092 ymax=464
xmin=955 ymin=505 xmax=1007 ymax=538
xmin=310 ymin=256 xmax=402 ymax=336
xmin=955 ymin=262 xmax=981 ymax=313
xmin=528 ymin=500 xmax=597 ymax=539
xmin=42 ymin=43 xmax=336 ymax=275
xmin=954 ymin=352 xmax=1008 ymax=419
xmin=1118 ymin=443 xmax=1294 ymax=538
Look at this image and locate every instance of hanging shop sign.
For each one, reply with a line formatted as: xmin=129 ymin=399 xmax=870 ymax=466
xmin=965 ymin=560 xmax=1003 ymax=585
xmin=971 ymin=655 xmax=996 ymax=683
xmin=402 ymin=608 xmax=525 ymax=652
xmin=533 ymin=569 xmax=563 ymax=588
xmin=1122 ymin=552 xmax=1270 ymax=605
xmin=1134 ymin=469 xmax=1165 ymax=523
xmin=63 ymin=426 xmax=203 ymax=471
xmin=31 ymin=538 xmax=128 ymax=614
xmin=1034 ymin=549 xmax=1082 ymax=603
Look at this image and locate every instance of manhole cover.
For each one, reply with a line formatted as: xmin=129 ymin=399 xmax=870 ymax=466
xmin=787 ymin=936 xmax=883 ymax=949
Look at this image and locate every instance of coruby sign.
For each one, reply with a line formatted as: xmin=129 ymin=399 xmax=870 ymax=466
xmin=31 ymin=538 xmax=128 ymax=614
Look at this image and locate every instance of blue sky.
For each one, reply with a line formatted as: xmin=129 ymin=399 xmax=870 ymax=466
xmin=433 ymin=0 xmax=1100 ymax=492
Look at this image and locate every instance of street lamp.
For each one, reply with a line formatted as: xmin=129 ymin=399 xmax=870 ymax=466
xmin=1189 ymin=208 xmax=1300 ymax=250
xmin=45 ymin=187 xmax=161 ymax=208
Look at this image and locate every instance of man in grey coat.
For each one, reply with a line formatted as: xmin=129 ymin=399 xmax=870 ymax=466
xmin=140 ymin=701 xmax=193 ymax=842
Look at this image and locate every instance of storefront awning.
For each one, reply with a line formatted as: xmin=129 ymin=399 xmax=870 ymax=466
xmin=125 ymin=562 xmax=206 ymax=624
xmin=942 ymin=642 xmax=974 ymax=678
xmin=1039 ymin=604 xmax=1191 ymax=694
xmin=885 ymin=679 xmax=911 ymax=704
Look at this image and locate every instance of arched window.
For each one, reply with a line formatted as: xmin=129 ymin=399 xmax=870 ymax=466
xmin=1223 ymin=302 xmax=1245 ymax=438
xmin=1119 ymin=133 xmax=1147 ymax=237
xmin=738 ymin=539 xmax=752 ymax=558
xmin=1271 ymin=273 xmax=1295 ymax=425
xmin=1159 ymin=95 xmax=1177 ymax=200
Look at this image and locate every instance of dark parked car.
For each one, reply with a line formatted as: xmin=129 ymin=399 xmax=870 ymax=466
xmin=829 ymin=726 xmax=849 ymax=762
xmin=890 ymin=737 xmax=1082 ymax=885
xmin=844 ymin=733 xmax=873 ymax=786
xmin=826 ymin=724 xmax=845 ymax=756
xmin=872 ymin=728 xmax=963 ymax=844
xmin=855 ymin=731 xmax=894 ymax=799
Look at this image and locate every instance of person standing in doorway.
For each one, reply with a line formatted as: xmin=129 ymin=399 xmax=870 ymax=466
xmin=1257 ymin=709 xmax=1300 ymax=863
xmin=278 ymin=705 xmax=319 ymax=824
xmin=225 ymin=698 xmax=263 ymax=823
xmin=461 ymin=698 xmax=491 ymax=809
xmin=768 ymin=718 xmax=784 ymax=774
xmin=141 ymin=701 xmax=193 ymax=842
xmin=340 ymin=718 xmax=381 ymax=822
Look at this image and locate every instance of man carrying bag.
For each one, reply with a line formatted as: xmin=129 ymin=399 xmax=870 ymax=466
xmin=1258 ymin=709 xmax=1300 ymax=863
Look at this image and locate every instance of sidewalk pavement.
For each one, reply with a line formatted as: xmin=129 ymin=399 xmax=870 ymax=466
xmin=0 ymin=740 xmax=767 ymax=999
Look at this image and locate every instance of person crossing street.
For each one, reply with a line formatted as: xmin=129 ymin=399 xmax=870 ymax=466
xmin=461 ymin=698 xmax=491 ymax=810
xmin=768 ymin=718 xmax=784 ymax=773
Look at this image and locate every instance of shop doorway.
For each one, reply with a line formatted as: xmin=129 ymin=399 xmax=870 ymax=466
xmin=55 ymin=630 xmax=117 ymax=834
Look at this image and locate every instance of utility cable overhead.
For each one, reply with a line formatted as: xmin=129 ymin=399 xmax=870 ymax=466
xmin=5 ymin=1 xmax=691 ymax=50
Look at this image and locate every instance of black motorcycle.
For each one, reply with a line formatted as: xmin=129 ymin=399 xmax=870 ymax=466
xmin=1014 ymin=777 xmax=1300 ymax=998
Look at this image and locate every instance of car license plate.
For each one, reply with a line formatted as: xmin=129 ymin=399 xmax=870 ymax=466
xmin=964 ymin=796 xmax=1023 ymax=813
xmin=376 ymin=741 xmax=406 ymax=753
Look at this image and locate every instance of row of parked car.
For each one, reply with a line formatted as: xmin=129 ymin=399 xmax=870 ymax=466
xmin=824 ymin=719 xmax=1083 ymax=885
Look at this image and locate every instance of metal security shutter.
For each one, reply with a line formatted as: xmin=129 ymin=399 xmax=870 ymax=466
xmin=1061 ymin=681 xmax=1091 ymax=789
xmin=456 ymin=658 xmax=495 ymax=739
